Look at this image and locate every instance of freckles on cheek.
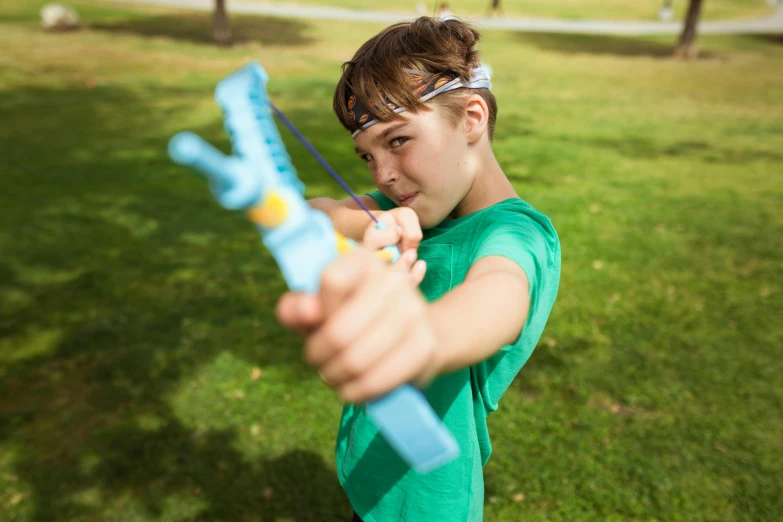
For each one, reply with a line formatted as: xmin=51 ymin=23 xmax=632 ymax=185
xmin=400 ymin=147 xmax=425 ymax=174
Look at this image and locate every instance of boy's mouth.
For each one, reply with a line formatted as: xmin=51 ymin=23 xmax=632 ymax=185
xmin=398 ymin=191 xmax=419 ymax=206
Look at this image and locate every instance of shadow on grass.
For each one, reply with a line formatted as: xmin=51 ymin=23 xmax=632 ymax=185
xmin=514 ymin=32 xmax=720 ymax=59
xmin=0 ymin=81 xmax=354 ymax=520
xmin=91 ymin=13 xmax=315 ymax=47
xmin=750 ymin=34 xmax=783 ymax=46
xmin=10 ymin=403 xmax=347 ymax=521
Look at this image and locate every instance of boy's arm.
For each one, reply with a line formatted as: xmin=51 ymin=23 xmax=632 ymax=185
xmin=308 ymin=195 xmax=380 ymax=241
xmin=429 ymin=255 xmax=531 ymax=375
xmin=275 ymin=250 xmax=531 ymax=403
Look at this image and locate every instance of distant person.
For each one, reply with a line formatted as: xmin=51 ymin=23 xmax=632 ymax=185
xmin=658 ymin=0 xmax=674 ymax=21
xmin=488 ymin=0 xmax=503 ymax=17
xmin=438 ymin=2 xmax=455 ymax=20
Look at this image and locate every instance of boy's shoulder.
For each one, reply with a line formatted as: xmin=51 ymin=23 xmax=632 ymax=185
xmin=475 ymin=197 xmax=557 ymax=236
xmin=467 ymin=198 xmax=559 ymax=256
xmin=438 ymin=197 xmax=557 ymax=240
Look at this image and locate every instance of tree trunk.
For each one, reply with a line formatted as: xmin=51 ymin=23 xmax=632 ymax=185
xmin=675 ymin=0 xmax=704 ymax=59
xmin=213 ymin=0 xmax=231 ymax=46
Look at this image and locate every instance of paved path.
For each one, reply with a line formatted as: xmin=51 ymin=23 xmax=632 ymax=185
xmin=111 ymin=0 xmax=783 ymax=35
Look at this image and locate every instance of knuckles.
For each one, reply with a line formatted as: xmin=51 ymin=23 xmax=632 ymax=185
xmin=363 ymin=225 xmax=398 ymax=246
xmin=320 ymin=250 xmax=379 ymax=292
xmin=341 ymin=377 xmax=384 ymax=403
xmin=303 ymin=316 xmax=357 ymax=367
xmin=275 ymin=293 xmax=303 ymax=328
xmin=392 ymin=207 xmax=423 ymax=238
xmin=321 ymin=322 xmax=353 ymax=354
xmin=392 ymin=206 xmax=416 ymax=221
xmin=340 ymin=351 xmax=366 ymax=378
xmin=303 ymin=338 xmax=321 ymax=366
xmin=320 ymin=262 xmax=352 ymax=293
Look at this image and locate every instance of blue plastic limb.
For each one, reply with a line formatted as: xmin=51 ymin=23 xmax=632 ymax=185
xmin=167 ymin=61 xmax=458 ymax=473
xmin=168 ymin=132 xmax=262 ymax=210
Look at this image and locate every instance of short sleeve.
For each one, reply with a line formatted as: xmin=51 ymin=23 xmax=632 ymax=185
xmin=470 ymin=209 xmax=561 ymax=415
xmin=472 ymin=212 xmax=554 ymax=303
xmin=365 ymin=190 xmax=397 ymax=211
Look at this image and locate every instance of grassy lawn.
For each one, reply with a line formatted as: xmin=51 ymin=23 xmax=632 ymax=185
xmin=1 ymin=1 xmax=782 ymax=521
xmin=238 ymin=0 xmax=779 ymax=21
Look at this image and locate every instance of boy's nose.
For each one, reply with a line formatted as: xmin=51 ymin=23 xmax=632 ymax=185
xmin=375 ymin=161 xmax=399 ymax=186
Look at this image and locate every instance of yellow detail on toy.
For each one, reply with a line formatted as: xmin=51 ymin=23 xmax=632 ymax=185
xmin=247 ymin=191 xmax=288 ymax=227
xmin=335 ymin=232 xmax=354 ymax=254
xmin=374 ymin=249 xmax=395 ymax=262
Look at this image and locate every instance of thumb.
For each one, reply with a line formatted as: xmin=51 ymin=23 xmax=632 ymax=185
xmin=276 ymin=292 xmax=323 ymax=335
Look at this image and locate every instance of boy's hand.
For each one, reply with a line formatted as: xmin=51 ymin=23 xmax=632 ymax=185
xmin=275 ymin=248 xmax=442 ymax=403
xmin=364 ymin=209 xmax=426 ymax=286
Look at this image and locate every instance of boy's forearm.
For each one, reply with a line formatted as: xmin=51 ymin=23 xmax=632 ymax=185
xmin=427 ymin=264 xmax=530 ymax=375
xmin=308 ymin=197 xmax=378 ymax=241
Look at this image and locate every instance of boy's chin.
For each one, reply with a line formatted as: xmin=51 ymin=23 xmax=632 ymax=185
xmin=418 ymin=211 xmax=444 ymax=230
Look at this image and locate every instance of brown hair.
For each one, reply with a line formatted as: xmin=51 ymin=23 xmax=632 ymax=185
xmin=333 ymin=17 xmax=498 ymax=141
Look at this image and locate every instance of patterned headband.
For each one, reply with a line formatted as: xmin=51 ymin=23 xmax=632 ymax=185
xmin=346 ymin=64 xmax=492 ymax=138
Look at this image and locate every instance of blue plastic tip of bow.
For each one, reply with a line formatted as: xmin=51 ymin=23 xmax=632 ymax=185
xmin=168 ymin=132 xmax=237 ymax=191
xmin=268 ymin=102 xmax=379 ymax=224
xmin=168 ymin=131 xmax=262 ymax=210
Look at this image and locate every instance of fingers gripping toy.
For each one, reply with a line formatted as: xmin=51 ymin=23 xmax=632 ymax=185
xmin=167 ymin=62 xmax=458 ymax=474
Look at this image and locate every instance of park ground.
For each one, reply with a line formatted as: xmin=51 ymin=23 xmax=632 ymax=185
xmin=1 ymin=0 xmax=782 ymax=521
xmin=236 ymin=0 xmax=779 ymax=21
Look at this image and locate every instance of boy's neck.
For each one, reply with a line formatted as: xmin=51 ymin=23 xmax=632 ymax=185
xmin=447 ymin=148 xmax=518 ymax=220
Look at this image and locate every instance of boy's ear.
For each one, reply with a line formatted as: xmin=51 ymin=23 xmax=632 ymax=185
xmin=463 ymin=94 xmax=489 ymax=145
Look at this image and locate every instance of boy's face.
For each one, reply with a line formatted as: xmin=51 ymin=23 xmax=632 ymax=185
xmin=353 ymin=104 xmax=473 ymax=228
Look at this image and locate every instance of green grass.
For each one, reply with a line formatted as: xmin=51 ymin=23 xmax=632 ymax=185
xmin=1 ymin=1 xmax=782 ymax=521
xmin=239 ymin=0 xmax=778 ymax=21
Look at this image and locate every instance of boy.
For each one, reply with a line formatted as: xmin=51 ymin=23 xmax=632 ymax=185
xmin=276 ymin=17 xmax=561 ymax=522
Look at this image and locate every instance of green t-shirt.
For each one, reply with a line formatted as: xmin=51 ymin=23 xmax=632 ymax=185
xmin=336 ymin=191 xmax=561 ymax=522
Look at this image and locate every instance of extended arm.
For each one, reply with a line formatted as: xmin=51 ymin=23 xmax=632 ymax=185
xmin=428 ymin=255 xmax=531 ymax=375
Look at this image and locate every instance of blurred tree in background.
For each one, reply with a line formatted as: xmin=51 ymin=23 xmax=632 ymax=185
xmin=676 ymin=0 xmax=705 ymax=57
xmin=213 ymin=0 xmax=230 ymax=45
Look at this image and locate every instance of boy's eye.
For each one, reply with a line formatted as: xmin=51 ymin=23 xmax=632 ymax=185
xmin=360 ymin=153 xmax=373 ymax=163
xmin=390 ymin=137 xmax=408 ymax=148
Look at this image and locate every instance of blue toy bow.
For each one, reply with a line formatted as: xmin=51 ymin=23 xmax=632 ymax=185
xmin=167 ymin=61 xmax=458 ymax=474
